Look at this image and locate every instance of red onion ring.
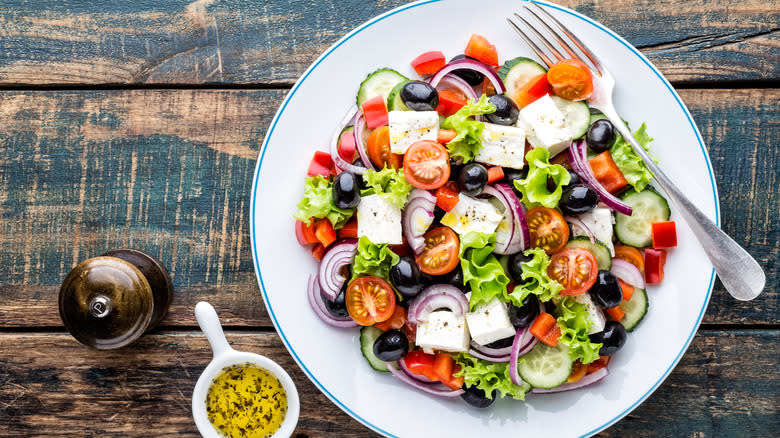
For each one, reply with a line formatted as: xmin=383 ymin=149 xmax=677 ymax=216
xmin=565 ymin=215 xmax=596 ymax=244
xmin=429 ymin=73 xmax=479 ymax=102
xmin=495 ymin=183 xmax=530 ymax=254
xmin=318 ymin=238 xmax=358 ymax=301
xmin=407 ymin=285 xmax=469 ymax=324
xmin=398 ymin=357 xmax=433 ymax=383
xmin=387 ymin=362 xmax=465 ymax=397
xmin=353 ymin=114 xmax=375 ymax=172
xmin=509 ymin=328 xmax=539 ymax=386
xmin=567 ymin=140 xmax=632 ymax=216
xmin=531 ymin=367 xmax=609 ymax=394
xmin=430 ymin=58 xmax=506 ymax=94
xmin=467 ymin=348 xmax=510 ymax=363
xmin=610 ymin=258 xmax=646 ymax=289
xmin=306 ymin=275 xmax=359 ymax=328
xmin=330 ymin=107 xmax=368 ymax=175
xmin=403 ymin=189 xmax=436 ymax=254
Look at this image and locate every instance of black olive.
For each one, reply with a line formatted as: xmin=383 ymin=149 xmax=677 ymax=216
xmin=589 ymin=270 xmax=623 ymax=309
xmin=559 ymin=184 xmax=599 ymax=216
xmin=332 ymin=171 xmax=361 ymax=209
xmin=589 ymin=321 xmax=627 ymax=355
xmin=508 ymin=293 xmax=540 ymax=328
xmin=432 ymin=205 xmax=447 ymax=227
xmin=502 ymin=167 xmax=528 ymax=186
xmin=389 ymin=257 xmax=424 ymax=297
xmin=564 ymin=169 xmax=581 ymax=188
xmin=460 ymin=385 xmax=497 ymax=408
xmin=586 ymin=119 xmax=617 ymax=153
xmin=322 ymin=283 xmax=349 ymax=318
xmin=545 ymin=175 xmax=559 ymax=193
xmin=450 ymin=54 xmax=484 ymax=86
xmin=432 ymin=265 xmax=468 ymax=292
xmin=486 ymin=94 xmax=519 ymax=125
xmin=507 ymin=251 xmax=532 ymax=283
xmin=449 ymin=157 xmax=464 ymax=182
xmin=458 ymin=163 xmax=488 ymax=196
xmin=373 ymin=329 xmax=409 ymax=362
xmin=400 ymin=81 xmax=439 ymax=112
xmin=484 ymin=336 xmax=514 ymax=349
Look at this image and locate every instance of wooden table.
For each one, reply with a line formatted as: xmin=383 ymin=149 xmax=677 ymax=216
xmin=0 ymin=1 xmax=776 ymax=436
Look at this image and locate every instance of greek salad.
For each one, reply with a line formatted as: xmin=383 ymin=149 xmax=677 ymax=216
xmin=293 ymin=33 xmax=677 ymax=407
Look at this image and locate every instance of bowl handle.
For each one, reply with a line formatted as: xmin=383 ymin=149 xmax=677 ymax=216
xmin=195 ymin=301 xmax=233 ymax=357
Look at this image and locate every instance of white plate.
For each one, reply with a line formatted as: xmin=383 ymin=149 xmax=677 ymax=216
xmin=250 ymin=1 xmax=718 ymax=436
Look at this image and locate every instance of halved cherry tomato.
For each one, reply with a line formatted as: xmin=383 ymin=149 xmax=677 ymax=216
xmin=546 ymin=59 xmax=594 ymax=101
xmin=510 ymin=73 xmax=552 ymax=108
xmin=366 ymin=126 xmax=402 ymax=169
xmin=411 ymin=51 xmax=446 ymax=76
xmin=403 ymin=140 xmax=451 ymax=190
xmin=614 ymin=245 xmax=645 ymax=273
xmin=567 ymin=361 xmax=587 ymax=383
xmin=345 ymin=276 xmax=396 ymax=326
xmin=307 ymin=151 xmax=334 ymax=178
xmin=436 ymin=88 xmax=467 ymax=117
xmin=295 ymin=220 xmax=318 ymax=246
xmin=403 ymin=349 xmax=439 ymax=382
xmin=525 ymin=206 xmax=570 ymax=254
xmin=548 ymin=248 xmax=599 ymax=295
xmin=435 ymin=181 xmax=460 ymax=212
xmin=374 ymin=305 xmax=407 ymax=331
xmin=437 ymin=128 xmax=457 ymax=144
xmin=464 ymin=34 xmax=499 ymax=67
xmin=361 ymin=95 xmax=389 ymax=129
xmin=416 ymin=227 xmax=460 ymax=276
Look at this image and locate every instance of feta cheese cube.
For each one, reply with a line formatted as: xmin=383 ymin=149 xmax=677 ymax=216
xmin=388 ymin=110 xmax=439 ymax=154
xmin=518 ymin=94 xmax=572 ymax=157
xmin=475 ymin=122 xmax=527 ymax=169
xmin=573 ymin=293 xmax=606 ymax=335
xmin=357 ymin=194 xmax=402 ymax=244
xmin=416 ymin=310 xmax=470 ymax=354
xmin=465 ymin=298 xmax=516 ymax=346
xmin=440 ymin=194 xmax=503 ymax=235
xmin=571 ymin=206 xmax=615 ymax=255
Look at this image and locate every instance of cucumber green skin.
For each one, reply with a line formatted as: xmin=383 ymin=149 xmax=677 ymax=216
xmin=565 ymin=237 xmax=612 ymax=270
xmin=619 ymin=287 xmax=648 ymax=332
xmin=360 ymin=326 xmax=389 ymax=372
xmin=356 ymin=68 xmax=408 ymax=107
xmin=517 ymin=342 xmax=574 ymax=389
xmin=386 ymin=81 xmax=410 ymax=111
xmin=551 ymin=95 xmax=590 ymax=139
xmin=614 ymin=188 xmax=671 ymax=247
xmin=498 ymin=57 xmax=547 ymax=103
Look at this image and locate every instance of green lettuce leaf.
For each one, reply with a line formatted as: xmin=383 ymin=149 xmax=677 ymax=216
xmin=611 ymin=122 xmax=656 ymax=192
xmin=361 ymin=167 xmax=414 ymax=210
xmin=513 ymin=147 xmax=571 ymax=209
xmin=350 ymin=236 xmax=400 ymax=281
xmin=507 ymin=248 xmax=563 ymax=305
xmin=441 ymin=94 xmax=496 ymax=163
xmin=293 ymin=175 xmax=354 ymax=228
xmin=454 ymin=353 xmax=531 ymax=400
xmin=554 ymin=296 xmax=603 ymax=364
xmin=459 ymin=232 xmax=511 ymax=310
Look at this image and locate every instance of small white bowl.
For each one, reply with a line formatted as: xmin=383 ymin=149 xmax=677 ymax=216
xmin=191 ymin=302 xmax=300 ymax=438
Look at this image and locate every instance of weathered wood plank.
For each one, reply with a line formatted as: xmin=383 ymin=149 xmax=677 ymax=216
xmin=0 ymin=88 xmax=775 ymax=328
xmin=0 ymin=0 xmax=776 ymax=86
xmin=0 ymin=330 xmax=776 ymax=436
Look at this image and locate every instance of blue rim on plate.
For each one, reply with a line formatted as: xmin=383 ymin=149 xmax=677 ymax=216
xmin=250 ymin=1 xmax=719 ymax=436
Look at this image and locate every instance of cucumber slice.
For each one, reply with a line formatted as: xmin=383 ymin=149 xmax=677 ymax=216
xmin=356 ymin=68 xmax=408 ymax=107
xmin=517 ymin=343 xmax=573 ymax=389
xmin=498 ymin=57 xmax=547 ymax=104
xmin=551 ymin=96 xmax=590 ymax=139
xmin=620 ymin=287 xmax=648 ymax=332
xmin=614 ymin=189 xmax=671 ymax=247
xmin=565 ymin=236 xmax=612 ymax=270
xmin=386 ymin=80 xmax=410 ymax=111
xmin=360 ymin=326 xmax=389 ymax=372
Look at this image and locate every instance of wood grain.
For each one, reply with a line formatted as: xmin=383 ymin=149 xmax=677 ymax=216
xmin=0 ymin=0 xmax=776 ymax=86
xmin=0 ymin=330 xmax=776 ymax=437
xmin=0 ymin=88 xmax=776 ymax=328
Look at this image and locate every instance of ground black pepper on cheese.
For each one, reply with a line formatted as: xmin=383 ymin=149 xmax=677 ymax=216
xmin=205 ymin=363 xmax=287 ymax=438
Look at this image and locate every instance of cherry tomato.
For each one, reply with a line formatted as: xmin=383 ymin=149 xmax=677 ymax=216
xmin=403 ymin=140 xmax=451 ymax=190
xmin=525 ymin=206 xmax=570 ymax=254
xmin=614 ymin=245 xmax=645 ymax=273
xmin=366 ymin=126 xmax=402 ymax=169
xmin=373 ymin=305 xmax=407 ymax=331
xmin=436 ymin=88 xmax=467 ymax=117
xmin=416 ymin=227 xmax=460 ymax=276
xmin=546 ymin=59 xmax=594 ymax=101
xmin=548 ymin=248 xmax=599 ymax=295
xmin=345 ymin=276 xmax=397 ymax=326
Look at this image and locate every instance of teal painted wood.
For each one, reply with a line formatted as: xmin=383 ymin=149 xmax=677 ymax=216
xmin=0 ymin=0 xmax=776 ymax=85
xmin=0 ymin=88 xmax=775 ymax=328
xmin=0 ymin=330 xmax=776 ymax=436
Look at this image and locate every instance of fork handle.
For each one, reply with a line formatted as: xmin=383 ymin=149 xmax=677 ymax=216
xmin=599 ymin=106 xmax=765 ymax=301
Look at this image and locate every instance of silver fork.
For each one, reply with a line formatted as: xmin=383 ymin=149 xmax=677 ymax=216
xmin=508 ymin=2 xmax=765 ymax=301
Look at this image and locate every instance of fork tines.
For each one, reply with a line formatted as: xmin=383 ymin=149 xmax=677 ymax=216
xmin=507 ymin=2 xmax=603 ymax=74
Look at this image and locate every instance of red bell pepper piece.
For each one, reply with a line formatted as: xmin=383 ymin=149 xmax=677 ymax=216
xmin=435 ymin=182 xmax=460 ymax=212
xmin=644 ymin=248 xmax=667 ymax=285
xmin=411 ymin=51 xmax=446 ymax=76
xmin=589 ymin=151 xmax=628 ymax=194
xmin=529 ymin=312 xmax=562 ymax=347
xmin=314 ymin=219 xmax=337 ymax=248
xmin=307 ymin=151 xmax=334 ymax=178
xmin=338 ymin=218 xmax=358 ymax=239
xmin=361 ymin=95 xmax=389 ymax=129
xmin=436 ymin=89 xmax=467 ymax=117
xmin=651 ymin=221 xmax=678 ymax=249
xmin=295 ymin=220 xmax=319 ymax=246
xmin=311 ymin=244 xmax=326 ymax=261
xmin=464 ymin=34 xmax=498 ymax=67
xmin=486 ymin=166 xmax=505 ymax=184
xmin=403 ymin=350 xmax=439 ymax=382
xmin=605 ymin=306 xmax=625 ymax=322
